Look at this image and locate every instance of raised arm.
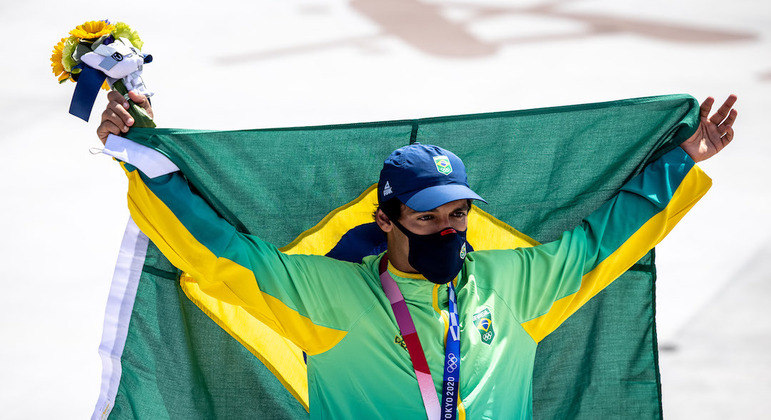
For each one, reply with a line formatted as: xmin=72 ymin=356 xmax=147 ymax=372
xmin=97 ymin=96 xmax=370 ymax=355
xmin=479 ymin=95 xmax=737 ymax=343
xmin=119 ymin=163 xmax=368 ymax=355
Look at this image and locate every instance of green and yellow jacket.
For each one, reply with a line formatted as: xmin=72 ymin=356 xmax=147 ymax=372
xmin=118 ymin=145 xmax=709 ymax=419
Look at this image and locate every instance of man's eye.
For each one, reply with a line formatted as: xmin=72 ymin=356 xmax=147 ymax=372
xmin=417 ymin=215 xmax=433 ymax=221
xmin=452 ymin=212 xmax=467 ymax=218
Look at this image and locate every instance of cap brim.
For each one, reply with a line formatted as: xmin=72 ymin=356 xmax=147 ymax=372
xmin=402 ymin=184 xmax=487 ymax=212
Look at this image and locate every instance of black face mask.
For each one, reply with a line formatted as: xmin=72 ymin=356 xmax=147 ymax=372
xmin=391 ymin=220 xmax=468 ymax=284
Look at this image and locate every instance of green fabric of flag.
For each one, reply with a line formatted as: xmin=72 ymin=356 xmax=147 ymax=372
xmin=94 ymin=94 xmax=699 ymax=419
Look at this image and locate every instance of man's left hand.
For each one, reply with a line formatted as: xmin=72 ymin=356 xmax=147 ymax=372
xmin=680 ymin=95 xmax=737 ymax=163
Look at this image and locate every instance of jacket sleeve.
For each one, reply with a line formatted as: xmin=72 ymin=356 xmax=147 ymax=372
xmin=116 ymin=147 xmax=366 ymax=355
xmin=479 ymin=146 xmax=711 ymax=343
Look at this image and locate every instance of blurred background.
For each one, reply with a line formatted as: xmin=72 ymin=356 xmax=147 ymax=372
xmin=2 ymin=0 xmax=769 ymax=417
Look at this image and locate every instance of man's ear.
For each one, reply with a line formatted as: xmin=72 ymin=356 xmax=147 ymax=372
xmin=375 ymin=208 xmax=393 ymax=233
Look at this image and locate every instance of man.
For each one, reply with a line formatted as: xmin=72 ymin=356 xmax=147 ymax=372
xmin=96 ymin=92 xmax=737 ymax=419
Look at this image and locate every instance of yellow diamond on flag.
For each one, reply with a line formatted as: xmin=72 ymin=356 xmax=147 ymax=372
xmin=181 ymin=183 xmax=539 ymax=412
xmin=280 ymin=184 xmax=539 ymax=255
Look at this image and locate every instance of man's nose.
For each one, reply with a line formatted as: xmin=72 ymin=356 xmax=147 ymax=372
xmin=436 ymin=214 xmax=452 ymax=226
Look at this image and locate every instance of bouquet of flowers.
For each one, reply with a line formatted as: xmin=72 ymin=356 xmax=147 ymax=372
xmin=50 ymin=20 xmax=154 ymax=127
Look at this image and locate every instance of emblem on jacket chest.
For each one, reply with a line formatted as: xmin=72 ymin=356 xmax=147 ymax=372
xmin=473 ymin=308 xmax=495 ymax=344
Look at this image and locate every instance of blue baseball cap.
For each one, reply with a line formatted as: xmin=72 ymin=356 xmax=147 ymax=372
xmin=377 ymin=143 xmax=486 ymax=211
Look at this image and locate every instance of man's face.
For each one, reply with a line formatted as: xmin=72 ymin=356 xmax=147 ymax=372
xmin=397 ymin=199 xmax=470 ymax=235
xmin=375 ymin=199 xmax=470 ymax=273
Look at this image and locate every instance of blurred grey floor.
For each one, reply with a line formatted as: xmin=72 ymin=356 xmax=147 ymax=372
xmin=659 ymin=239 xmax=771 ymax=419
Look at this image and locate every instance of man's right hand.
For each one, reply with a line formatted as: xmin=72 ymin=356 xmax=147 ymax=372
xmin=96 ymin=90 xmax=154 ymax=145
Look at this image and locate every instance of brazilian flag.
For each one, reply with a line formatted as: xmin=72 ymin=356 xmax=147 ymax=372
xmin=93 ymin=94 xmax=699 ymax=419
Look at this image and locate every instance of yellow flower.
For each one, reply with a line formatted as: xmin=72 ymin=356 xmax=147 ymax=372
xmin=50 ymin=37 xmax=76 ymax=83
xmin=51 ymin=36 xmax=110 ymax=89
xmin=70 ymin=20 xmax=114 ymax=40
xmin=52 ymin=21 xmax=119 ymax=90
xmin=50 ymin=37 xmax=66 ymax=78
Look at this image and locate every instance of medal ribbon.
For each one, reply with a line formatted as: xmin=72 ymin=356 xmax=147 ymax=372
xmin=379 ymin=255 xmax=460 ymax=420
xmin=442 ymin=280 xmax=461 ymax=420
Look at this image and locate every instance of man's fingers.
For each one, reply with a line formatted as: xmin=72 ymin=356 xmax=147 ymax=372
xmin=709 ymin=94 xmax=738 ymax=125
xmin=718 ymin=109 xmax=738 ymax=134
xmin=707 ymin=127 xmax=723 ymax=151
xmin=128 ymin=91 xmax=147 ymax=107
xmin=96 ymin=120 xmax=123 ymax=145
xmin=108 ymin=100 xmax=134 ymax=126
xmin=106 ymin=90 xmax=121 ymax=102
xmin=699 ymin=97 xmax=714 ymax=119
xmin=721 ymin=127 xmax=734 ymax=146
xmin=127 ymin=90 xmax=153 ymax=117
xmin=127 ymin=90 xmax=145 ymax=102
xmin=102 ymin=108 xmax=130 ymax=132
xmin=106 ymin=90 xmax=128 ymax=107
